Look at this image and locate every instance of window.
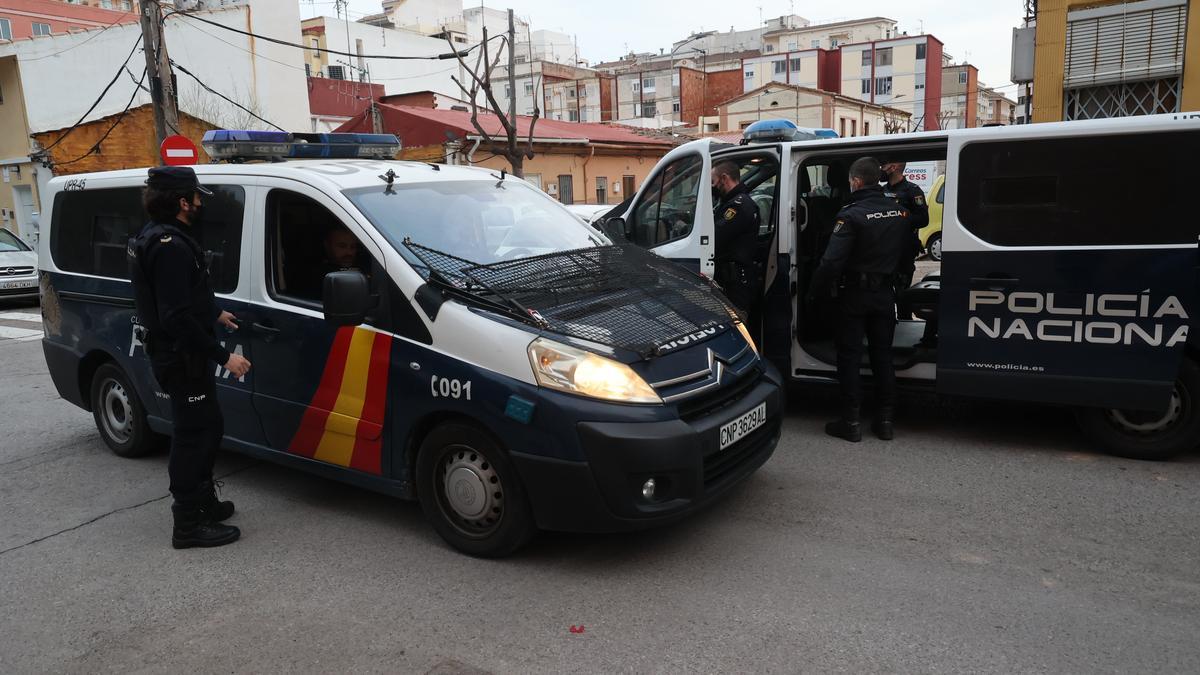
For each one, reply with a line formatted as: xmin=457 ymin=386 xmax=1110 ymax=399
xmin=916 ymin=43 xmax=927 ymax=60
xmin=100 ymin=0 xmax=111 ymax=8
xmin=672 ymin=101 xmax=680 ymax=113
xmin=765 ymin=44 xmax=775 ymax=53
xmin=916 ymin=82 xmax=926 ymax=91
xmin=790 ymin=57 xmax=802 ymax=72
xmin=744 ymin=68 xmax=754 ymax=78
xmin=596 ymin=176 xmax=608 ymax=205
xmin=861 ymin=79 xmax=871 ymax=95
xmin=627 ymin=155 xmax=702 ymax=247
xmin=861 ymin=50 xmax=872 ymax=66
xmin=839 ymin=118 xmax=846 ymax=137
xmin=642 ymin=77 xmax=655 ymax=92
xmin=631 ymin=80 xmax=640 ymax=92
xmin=504 ymin=84 xmax=512 ymax=98
xmin=875 ymin=47 xmax=893 ymax=67
xmin=0 ymin=19 xmax=11 ymax=41
xmin=567 ymin=87 xmax=576 ymax=98
xmin=641 ymin=102 xmax=657 ymax=118
xmin=327 ymin=65 xmax=345 ymax=80
xmin=957 ymin=131 xmax=1195 ymax=246
xmin=32 ymin=22 xmax=51 ymax=37
xmin=524 ymin=81 xmax=534 ymax=95
xmin=568 ymin=109 xmax=579 ymax=122
xmin=1065 ymin=78 xmax=1181 ymax=120
xmin=739 ymin=120 xmax=753 ymax=129
xmin=875 ymin=76 xmax=893 ymax=96
xmin=578 ymin=85 xmax=586 ymax=96
xmin=305 ymin=63 xmax=312 ymax=77
xmin=773 ymin=60 xmax=786 ymax=75
xmin=0 ymin=229 xmax=30 ymax=252
xmin=830 ymin=38 xmax=840 ymax=47
xmin=864 ymin=121 xmax=870 ymax=136
xmin=515 ymin=55 xmax=527 ymax=63
xmin=811 ymin=39 xmax=821 ymax=48
xmin=787 ymin=42 xmax=798 ymax=51
xmin=50 ymin=186 xmax=245 ymax=292
xmin=851 ymin=119 xmax=857 ymax=136
xmin=959 ymin=72 xmax=968 ymax=85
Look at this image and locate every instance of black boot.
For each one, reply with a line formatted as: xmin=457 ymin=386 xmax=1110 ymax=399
xmin=172 ymin=503 xmax=240 ymax=549
xmin=825 ymin=406 xmax=862 ymax=442
xmin=199 ymin=480 xmax=235 ymax=522
xmin=872 ymin=407 xmax=895 ymax=441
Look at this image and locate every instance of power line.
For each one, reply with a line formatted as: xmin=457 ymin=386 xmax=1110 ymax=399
xmin=54 ymin=67 xmax=150 ymax=168
xmin=170 ymin=60 xmax=285 ymax=131
xmin=164 ymin=9 xmax=499 ymax=61
xmin=37 ymin=33 xmax=144 ymax=154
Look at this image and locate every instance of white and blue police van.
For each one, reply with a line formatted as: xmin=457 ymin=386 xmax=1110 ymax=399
xmin=606 ymin=114 xmax=1200 ymax=461
xmin=38 ymin=131 xmax=782 ymax=557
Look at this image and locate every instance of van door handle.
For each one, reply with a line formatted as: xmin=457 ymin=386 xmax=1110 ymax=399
xmin=251 ymin=322 xmax=281 ymax=342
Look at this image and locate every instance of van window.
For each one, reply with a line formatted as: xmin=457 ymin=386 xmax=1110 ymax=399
xmin=957 ymin=131 xmax=1195 ymax=246
xmin=50 ymin=185 xmax=245 ymax=292
xmin=627 ymin=154 xmax=702 ymax=247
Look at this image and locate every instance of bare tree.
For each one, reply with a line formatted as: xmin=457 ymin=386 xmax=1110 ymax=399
xmin=935 ymin=109 xmax=959 ymax=131
xmin=179 ymin=82 xmax=267 ymax=131
xmin=445 ymin=25 xmax=539 ymax=177
xmin=881 ymin=107 xmax=909 ymax=134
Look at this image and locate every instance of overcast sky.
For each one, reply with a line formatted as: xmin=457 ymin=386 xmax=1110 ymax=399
xmin=305 ymin=0 xmax=1022 ymax=93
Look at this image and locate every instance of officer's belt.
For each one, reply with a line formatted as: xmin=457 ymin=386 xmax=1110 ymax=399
xmin=840 ymin=271 xmax=891 ymax=291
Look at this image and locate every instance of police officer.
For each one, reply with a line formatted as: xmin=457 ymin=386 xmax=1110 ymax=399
xmin=129 ymin=166 xmax=251 ymax=549
xmin=880 ymin=158 xmax=929 ymax=304
xmin=809 ymin=157 xmax=910 ymax=442
xmin=711 ymin=160 xmax=761 ymax=317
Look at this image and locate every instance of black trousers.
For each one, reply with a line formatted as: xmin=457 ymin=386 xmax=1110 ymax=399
xmin=834 ymin=288 xmax=897 ymax=418
xmin=155 ymin=360 xmax=223 ymax=505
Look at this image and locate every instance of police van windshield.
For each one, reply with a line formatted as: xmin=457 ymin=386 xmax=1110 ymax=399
xmin=0 ymin=229 xmax=31 ymax=252
xmin=345 ymin=179 xmax=605 ymax=271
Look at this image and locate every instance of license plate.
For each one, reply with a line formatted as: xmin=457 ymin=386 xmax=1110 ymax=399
xmin=719 ymin=402 xmax=767 ymax=450
xmin=0 ymin=279 xmax=35 ymax=290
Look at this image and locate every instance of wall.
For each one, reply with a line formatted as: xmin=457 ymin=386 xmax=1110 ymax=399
xmin=31 ymin=106 xmax=216 ymax=175
xmin=679 ymin=67 xmax=706 ymax=125
xmin=703 ymin=69 xmax=743 ymax=118
xmin=0 ymin=0 xmax=134 ymax=39
xmin=768 ymin=18 xmax=897 ymax=52
xmin=743 ymin=50 xmax=822 ymax=92
xmin=0 ymin=55 xmax=37 ymax=240
xmin=308 ymin=77 xmax=384 ymax=117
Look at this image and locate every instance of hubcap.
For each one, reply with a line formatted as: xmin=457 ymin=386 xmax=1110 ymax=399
xmin=100 ymin=377 xmax=133 ymax=444
xmin=1108 ymin=388 xmax=1183 ymax=435
xmin=930 ymin=237 xmax=942 ymax=261
xmin=438 ymin=446 xmax=503 ymax=535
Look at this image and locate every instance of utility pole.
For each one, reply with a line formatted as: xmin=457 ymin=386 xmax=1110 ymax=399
xmin=507 ymin=9 xmax=517 ymax=133
xmin=139 ymin=0 xmax=179 ymax=154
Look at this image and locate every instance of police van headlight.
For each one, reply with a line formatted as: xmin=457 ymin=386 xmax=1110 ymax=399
xmin=735 ymin=322 xmax=758 ymax=356
xmin=528 ymin=338 xmax=661 ymax=404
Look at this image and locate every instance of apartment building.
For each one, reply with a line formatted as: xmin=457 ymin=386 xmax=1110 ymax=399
xmin=940 ymin=63 xmax=980 ymax=129
xmin=699 ymin=83 xmax=910 ymax=137
xmin=837 ymin=34 xmax=945 ymax=131
xmin=741 ymin=48 xmax=838 ymax=93
xmin=493 ymin=61 xmax=616 ymax=123
xmin=763 ymin=16 xmax=899 ymax=52
xmin=982 ymin=87 xmax=1017 ymax=125
xmin=614 ymin=66 xmax=743 ymax=127
xmin=1018 ymin=0 xmax=1199 ymax=121
xmin=0 ymin=0 xmax=134 ymax=41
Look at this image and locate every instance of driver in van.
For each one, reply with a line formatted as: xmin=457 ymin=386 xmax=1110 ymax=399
xmin=711 ymin=160 xmax=761 ymax=317
xmin=809 ymin=157 xmax=911 ymax=443
xmin=296 ymin=226 xmax=363 ymax=299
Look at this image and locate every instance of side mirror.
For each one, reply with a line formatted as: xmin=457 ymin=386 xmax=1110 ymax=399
xmin=322 ymin=270 xmax=372 ymax=326
xmin=599 ymin=216 xmax=628 ymax=243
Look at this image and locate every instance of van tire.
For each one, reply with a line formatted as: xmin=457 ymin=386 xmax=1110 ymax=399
xmin=1074 ymin=359 xmax=1200 ymax=461
xmin=926 ymin=232 xmax=942 ymax=262
xmin=90 ymin=362 xmax=159 ymax=458
xmin=416 ymin=422 xmax=536 ymax=557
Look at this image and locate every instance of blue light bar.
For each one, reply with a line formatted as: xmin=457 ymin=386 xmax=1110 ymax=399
xmin=742 ymin=119 xmax=829 ymax=143
xmin=201 ymin=130 xmax=401 ymax=162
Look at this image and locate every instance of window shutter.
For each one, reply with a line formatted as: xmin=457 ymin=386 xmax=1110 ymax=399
xmin=1065 ymin=0 xmax=1187 ymax=87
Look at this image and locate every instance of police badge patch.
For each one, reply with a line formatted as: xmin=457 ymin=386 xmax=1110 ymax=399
xmin=915 ymin=196 xmax=925 ymax=206
xmin=833 ymin=219 xmax=844 ymax=233
xmin=724 ymin=208 xmax=737 ymax=221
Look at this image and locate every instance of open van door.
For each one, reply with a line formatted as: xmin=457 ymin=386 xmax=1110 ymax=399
xmin=614 ymin=138 xmax=715 ymax=276
xmin=936 ymin=120 xmax=1198 ymax=416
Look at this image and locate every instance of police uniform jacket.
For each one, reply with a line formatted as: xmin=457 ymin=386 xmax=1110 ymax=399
xmin=810 ymin=186 xmax=911 ymax=297
xmin=884 ymin=177 xmax=929 ymax=230
xmin=713 ymin=182 xmax=761 ymax=270
xmin=129 ymin=221 xmax=230 ymax=368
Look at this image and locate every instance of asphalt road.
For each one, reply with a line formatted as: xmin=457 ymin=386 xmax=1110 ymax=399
xmin=2 ymin=303 xmax=1199 ymax=674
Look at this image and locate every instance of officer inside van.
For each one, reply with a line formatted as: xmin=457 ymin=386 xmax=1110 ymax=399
xmin=295 ymin=225 xmax=363 ymax=299
xmin=808 ymin=157 xmax=910 ymax=443
xmin=879 ymin=157 xmax=929 ymax=304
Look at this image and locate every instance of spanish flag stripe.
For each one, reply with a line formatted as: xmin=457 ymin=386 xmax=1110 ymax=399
xmin=287 ymin=326 xmax=355 ymax=458
xmin=313 ymin=327 xmax=376 ymax=466
xmin=349 ymin=332 xmax=392 ymax=474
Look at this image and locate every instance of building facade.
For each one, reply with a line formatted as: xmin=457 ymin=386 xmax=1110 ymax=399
xmin=837 ymin=34 xmax=945 ymax=131
xmin=1028 ymin=0 xmax=1200 ymax=121
xmin=940 ymin=63 xmax=980 ymax=129
xmin=700 ymin=83 xmax=910 ymax=137
xmin=741 ymin=48 xmax=837 ymax=93
xmin=0 ymin=0 xmax=134 ymax=42
xmin=493 ymin=61 xmax=616 ymax=123
xmin=762 ymin=16 xmax=898 ymax=53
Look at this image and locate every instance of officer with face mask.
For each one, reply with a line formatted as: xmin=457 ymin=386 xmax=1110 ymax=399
xmin=711 ymin=160 xmax=761 ymax=317
xmin=128 ymin=166 xmax=251 ymax=549
xmin=809 ymin=157 xmax=910 ymax=442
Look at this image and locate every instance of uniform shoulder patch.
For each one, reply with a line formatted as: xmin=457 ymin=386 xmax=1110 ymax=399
xmin=833 ymin=219 xmax=845 ymax=233
xmin=724 ymin=207 xmax=737 ymax=221
xmin=915 ymin=196 xmax=925 ymax=206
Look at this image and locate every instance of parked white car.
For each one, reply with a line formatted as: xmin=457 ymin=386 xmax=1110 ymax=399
xmin=565 ymin=204 xmax=615 ymax=224
xmin=0 ymin=228 xmax=38 ymax=304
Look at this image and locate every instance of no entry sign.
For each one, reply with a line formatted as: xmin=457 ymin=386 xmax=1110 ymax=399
xmin=160 ymin=135 xmax=199 ymax=166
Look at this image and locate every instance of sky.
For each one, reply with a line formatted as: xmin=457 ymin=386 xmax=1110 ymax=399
xmin=304 ymin=0 xmax=1023 ymax=94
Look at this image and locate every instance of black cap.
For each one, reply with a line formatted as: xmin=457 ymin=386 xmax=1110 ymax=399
xmin=146 ymin=166 xmax=213 ymax=195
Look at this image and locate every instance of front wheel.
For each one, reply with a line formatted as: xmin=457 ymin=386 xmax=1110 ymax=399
xmin=1075 ymin=359 xmax=1200 ymax=461
xmin=416 ymin=422 xmax=536 ymax=557
xmin=90 ymin=362 xmax=160 ymax=458
xmin=926 ymin=232 xmax=942 ymax=261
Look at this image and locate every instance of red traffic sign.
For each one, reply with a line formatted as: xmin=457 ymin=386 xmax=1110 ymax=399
xmin=160 ymin=135 xmax=199 ymax=166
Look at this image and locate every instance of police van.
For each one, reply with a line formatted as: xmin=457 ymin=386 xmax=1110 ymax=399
xmin=606 ymin=113 xmax=1200 ymax=461
xmin=38 ymin=131 xmax=782 ymax=557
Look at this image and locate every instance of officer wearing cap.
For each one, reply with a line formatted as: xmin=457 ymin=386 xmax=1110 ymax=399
xmin=128 ymin=166 xmax=251 ymax=549
xmin=711 ymin=160 xmax=761 ymax=318
xmin=809 ymin=157 xmax=910 ymax=442
xmin=879 ymin=158 xmax=929 ymax=303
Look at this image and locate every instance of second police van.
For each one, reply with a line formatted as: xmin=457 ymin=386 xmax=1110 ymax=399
xmin=38 ymin=132 xmax=782 ymax=557
xmin=606 ymin=113 xmax=1200 ymax=461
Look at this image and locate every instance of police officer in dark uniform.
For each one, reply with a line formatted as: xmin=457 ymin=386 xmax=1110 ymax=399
xmin=880 ymin=158 xmax=929 ymax=306
xmin=809 ymin=157 xmax=911 ymax=442
xmin=711 ymin=160 xmax=761 ymax=317
xmin=129 ymin=166 xmax=251 ymax=549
